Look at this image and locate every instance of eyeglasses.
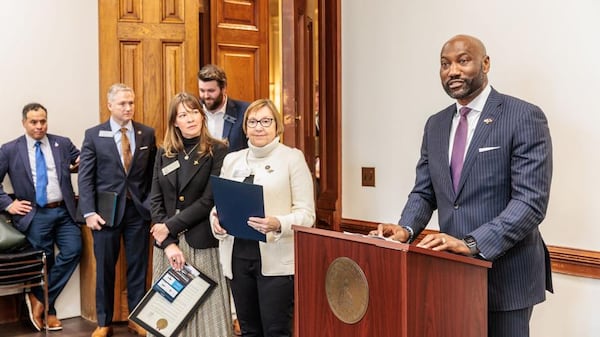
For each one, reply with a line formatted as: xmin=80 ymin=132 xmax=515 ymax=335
xmin=247 ymin=118 xmax=274 ymax=128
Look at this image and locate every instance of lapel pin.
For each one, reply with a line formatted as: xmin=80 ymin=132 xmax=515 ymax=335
xmin=483 ymin=118 xmax=493 ymax=125
xmin=137 ymin=130 xmax=142 ymax=135
xmin=54 ymin=142 xmax=59 ymax=147
xmin=194 ymin=160 xmax=199 ymax=165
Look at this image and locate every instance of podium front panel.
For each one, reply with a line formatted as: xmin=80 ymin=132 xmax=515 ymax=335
xmin=294 ymin=227 xmax=488 ymax=337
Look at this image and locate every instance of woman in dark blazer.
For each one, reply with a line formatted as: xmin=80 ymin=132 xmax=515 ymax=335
xmin=149 ymin=92 xmax=231 ymax=337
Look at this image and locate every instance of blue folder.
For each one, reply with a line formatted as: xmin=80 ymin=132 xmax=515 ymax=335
xmin=210 ymin=175 xmax=266 ymax=242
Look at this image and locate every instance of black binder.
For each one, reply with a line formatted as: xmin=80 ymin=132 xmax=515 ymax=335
xmin=75 ymin=191 xmax=118 ymax=227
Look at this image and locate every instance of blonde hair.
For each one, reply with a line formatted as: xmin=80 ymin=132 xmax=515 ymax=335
xmin=242 ymin=99 xmax=284 ymax=136
xmin=162 ymin=92 xmax=226 ymax=158
xmin=107 ymin=83 xmax=133 ymax=102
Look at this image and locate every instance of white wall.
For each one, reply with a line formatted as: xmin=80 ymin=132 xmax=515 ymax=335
xmin=342 ymin=0 xmax=600 ymax=336
xmin=0 ymin=1 xmax=99 ymax=318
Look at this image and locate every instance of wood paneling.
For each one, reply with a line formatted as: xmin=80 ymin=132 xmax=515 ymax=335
xmin=100 ymin=0 xmax=200 ymax=143
xmin=211 ymin=0 xmax=268 ymax=101
xmin=217 ymin=44 xmax=260 ymax=102
xmin=221 ymin=0 xmax=256 ymax=28
xmin=341 ymin=218 xmax=600 ymax=280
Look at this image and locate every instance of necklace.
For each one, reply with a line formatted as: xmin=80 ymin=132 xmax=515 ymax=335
xmin=182 ymin=143 xmax=199 ymax=160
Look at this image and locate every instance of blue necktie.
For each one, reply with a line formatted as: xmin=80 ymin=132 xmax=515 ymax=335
xmin=35 ymin=141 xmax=48 ymax=207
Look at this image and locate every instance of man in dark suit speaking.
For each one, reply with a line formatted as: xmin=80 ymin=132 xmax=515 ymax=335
xmin=78 ymin=83 xmax=156 ymax=337
xmin=373 ymin=35 xmax=553 ymax=337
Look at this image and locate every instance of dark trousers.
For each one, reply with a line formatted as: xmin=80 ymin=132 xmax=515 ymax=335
xmin=92 ymin=200 xmax=149 ymax=326
xmin=26 ymin=206 xmax=81 ymax=315
xmin=230 ymin=257 xmax=294 ymax=337
xmin=489 ymin=307 xmax=534 ymax=337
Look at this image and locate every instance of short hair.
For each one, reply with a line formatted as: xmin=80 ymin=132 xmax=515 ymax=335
xmin=242 ymin=99 xmax=284 ymax=136
xmin=197 ymin=64 xmax=227 ymax=89
xmin=107 ymin=83 xmax=134 ymax=102
xmin=22 ymin=102 xmax=47 ymax=120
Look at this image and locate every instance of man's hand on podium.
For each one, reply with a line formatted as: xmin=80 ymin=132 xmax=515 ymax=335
xmin=369 ymin=224 xmax=410 ymax=243
xmin=417 ymin=233 xmax=471 ymax=256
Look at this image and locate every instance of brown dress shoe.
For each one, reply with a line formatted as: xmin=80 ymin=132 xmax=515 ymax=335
xmin=233 ymin=318 xmax=242 ymax=336
xmin=128 ymin=321 xmax=147 ymax=336
xmin=91 ymin=326 xmax=113 ymax=337
xmin=25 ymin=292 xmax=44 ymax=331
xmin=46 ymin=315 xmax=63 ymax=331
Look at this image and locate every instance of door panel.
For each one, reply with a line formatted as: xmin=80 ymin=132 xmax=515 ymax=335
xmin=218 ymin=44 xmax=261 ymax=102
xmin=211 ymin=0 xmax=269 ymax=101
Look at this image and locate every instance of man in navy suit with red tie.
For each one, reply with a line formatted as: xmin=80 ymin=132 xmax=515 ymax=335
xmin=374 ymin=35 xmax=553 ymax=337
xmin=0 ymin=103 xmax=81 ymax=331
xmin=78 ymin=83 xmax=156 ymax=337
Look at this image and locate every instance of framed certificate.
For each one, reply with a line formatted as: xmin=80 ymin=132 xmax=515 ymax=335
xmin=128 ymin=263 xmax=216 ymax=337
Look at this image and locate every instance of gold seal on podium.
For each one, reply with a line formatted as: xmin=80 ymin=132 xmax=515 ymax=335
xmin=325 ymin=257 xmax=369 ymax=324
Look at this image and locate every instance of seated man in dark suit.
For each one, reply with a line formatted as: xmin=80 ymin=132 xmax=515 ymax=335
xmin=0 ymin=102 xmax=82 ymax=331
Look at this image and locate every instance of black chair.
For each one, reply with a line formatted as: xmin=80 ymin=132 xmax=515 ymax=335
xmin=0 ymin=250 xmax=49 ymax=334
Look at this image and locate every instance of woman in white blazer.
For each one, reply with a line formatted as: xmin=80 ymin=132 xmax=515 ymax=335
xmin=211 ymin=98 xmax=315 ymax=337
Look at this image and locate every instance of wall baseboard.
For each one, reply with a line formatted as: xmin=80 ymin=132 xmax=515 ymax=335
xmin=340 ymin=218 xmax=600 ymax=279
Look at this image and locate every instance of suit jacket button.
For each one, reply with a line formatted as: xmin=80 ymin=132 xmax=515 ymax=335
xmin=178 ymin=196 xmax=185 ymax=202
xmin=454 ymin=204 xmax=459 ymax=209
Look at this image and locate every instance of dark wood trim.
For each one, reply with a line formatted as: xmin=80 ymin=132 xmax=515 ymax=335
xmin=315 ymin=0 xmax=342 ymax=231
xmin=341 ymin=218 xmax=600 ymax=280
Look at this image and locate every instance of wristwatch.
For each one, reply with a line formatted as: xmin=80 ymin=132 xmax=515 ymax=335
xmin=463 ymin=235 xmax=479 ymax=256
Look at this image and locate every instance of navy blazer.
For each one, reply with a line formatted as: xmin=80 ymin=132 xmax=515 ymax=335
xmin=78 ymin=121 xmax=156 ymax=225
xmin=0 ymin=134 xmax=80 ymax=232
xmin=223 ymin=98 xmax=250 ymax=152
xmin=150 ymin=143 xmax=227 ymax=249
xmin=400 ymin=88 xmax=553 ymax=311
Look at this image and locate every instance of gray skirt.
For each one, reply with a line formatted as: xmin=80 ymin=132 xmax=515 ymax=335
xmin=148 ymin=240 xmax=232 ymax=337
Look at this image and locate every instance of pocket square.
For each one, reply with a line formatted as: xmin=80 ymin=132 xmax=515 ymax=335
xmin=139 ymin=146 xmax=149 ymax=150
xmin=478 ymin=146 xmax=500 ymax=153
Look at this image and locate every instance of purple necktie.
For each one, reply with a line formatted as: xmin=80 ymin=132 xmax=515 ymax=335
xmin=450 ymin=107 xmax=471 ymax=192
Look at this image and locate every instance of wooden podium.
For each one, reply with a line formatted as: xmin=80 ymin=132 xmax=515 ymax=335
xmin=293 ymin=226 xmax=491 ymax=337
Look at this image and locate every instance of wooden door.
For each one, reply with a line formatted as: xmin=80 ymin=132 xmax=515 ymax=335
xmin=84 ymin=0 xmax=201 ymax=322
xmin=98 ymin=0 xmax=200 ymax=143
xmin=210 ymin=0 xmax=269 ymax=102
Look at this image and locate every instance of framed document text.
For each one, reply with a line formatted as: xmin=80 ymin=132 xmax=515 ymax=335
xmin=129 ymin=264 xmax=216 ymax=337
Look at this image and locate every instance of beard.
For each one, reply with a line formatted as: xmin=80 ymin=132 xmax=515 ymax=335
xmin=202 ymin=92 xmax=224 ymax=111
xmin=443 ymin=67 xmax=486 ymax=100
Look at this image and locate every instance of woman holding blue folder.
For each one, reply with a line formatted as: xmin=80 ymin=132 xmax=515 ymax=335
xmin=211 ymin=98 xmax=315 ymax=337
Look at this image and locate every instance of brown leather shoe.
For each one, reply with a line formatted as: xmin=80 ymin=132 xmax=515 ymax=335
xmin=233 ymin=318 xmax=242 ymax=336
xmin=25 ymin=292 xmax=44 ymax=331
xmin=46 ymin=315 xmax=63 ymax=331
xmin=128 ymin=321 xmax=147 ymax=336
xmin=91 ymin=326 xmax=113 ymax=337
